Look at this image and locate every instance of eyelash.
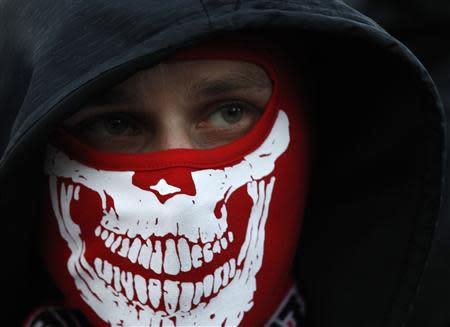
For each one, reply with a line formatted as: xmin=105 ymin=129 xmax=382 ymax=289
xmin=78 ymin=112 xmax=142 ymax=135
xmin=202 ymin=99 xmax=261 ymax=119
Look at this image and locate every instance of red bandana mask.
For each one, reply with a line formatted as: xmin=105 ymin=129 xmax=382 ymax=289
xmin=40 ymin=39 xmax=309 ymax=327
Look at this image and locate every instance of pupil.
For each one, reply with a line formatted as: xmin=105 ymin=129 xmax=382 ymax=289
xmin=105 ymin=117 xmax=128 ymax=134
xmin=222 ymin=106 xmax=243 ymax=123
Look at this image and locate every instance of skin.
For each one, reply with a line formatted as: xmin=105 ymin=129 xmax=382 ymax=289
xmin=63 ymin=60 xmax=273 ymax=153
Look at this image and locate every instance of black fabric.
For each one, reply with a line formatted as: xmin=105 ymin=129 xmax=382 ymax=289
xmin=334 ymin=3 xmax=450 ymax=325
xmin=0 ymin=1 xmax=445 ymax=326
xmin=25 ymin=307 xmax=93 ymax=327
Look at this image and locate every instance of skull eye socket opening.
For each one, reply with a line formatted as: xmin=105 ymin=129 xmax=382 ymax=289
xmin=61 ymin=60 xmax=273 ymax=154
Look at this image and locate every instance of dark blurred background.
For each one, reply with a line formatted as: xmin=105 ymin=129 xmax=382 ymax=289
xmin=344 ymin=0 xmax=450 ymax=111
xmin=341 ymin=3 xmax=450 ymax=324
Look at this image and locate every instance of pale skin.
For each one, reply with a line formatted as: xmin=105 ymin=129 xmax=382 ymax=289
xmin=63 ymin=60 xmax=273 ymax=152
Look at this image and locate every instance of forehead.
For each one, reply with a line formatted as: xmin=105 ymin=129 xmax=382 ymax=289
xmin=115 ymin=60 xmax=272 ymax=96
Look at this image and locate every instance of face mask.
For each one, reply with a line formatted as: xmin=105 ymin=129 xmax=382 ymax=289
xmin=40 ymin=40 xmax=309 ymax=327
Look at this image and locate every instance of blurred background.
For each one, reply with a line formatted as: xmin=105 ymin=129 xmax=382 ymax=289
xmin=344 ymin=0 xmax=450 ymax=111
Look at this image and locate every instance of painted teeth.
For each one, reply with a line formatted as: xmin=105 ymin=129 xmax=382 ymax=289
xmin=101 ymin=229 xmax=109 ymax=241
xmin=135 ymin=274 xmax=148 ymax=304
xmin=213 ymin=266 xmax=223 ymax=294
xmin=150 ymin=241 xmax=163 ymax=274
xmin=203 ymin=274 xmax=213 ymax=298
xmin=193 ymin=281 xmax=203 ymax=305
xmin=138 ymin=240 xmax=152 ymax=269
xmin=95 ymin=226 xmax=234 ymax=274
xmin=177 ymin=238 xmax=192 ymax=272
xmin=191 ymin=244 xmax=203 ymax=269
xmin=164 ymin=239 xmax=180 ymax=275
xmin=128 ymin=238 xmax=142 ymax=263
xmin=121 ymin=271 xmax=134 ymax=301
xmin=179 ymin=282 xmax=194 ymax=312
xmin=163 ymin=280 xmax=179 ymax=314
xmin=117 ymin=237 xmax=130 ymax=257
xmin=94 ymin=257 xmax=238 ymax=311
xmin=148 ymin=279 xmax=161 ymax=309
xmin=105 ymin=233 xmax=115 ymax=248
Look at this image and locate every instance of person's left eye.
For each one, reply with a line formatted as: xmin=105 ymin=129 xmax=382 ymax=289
xmin=207 ymin=103 xmax=245 ymax=127
xmin=193 ymin=101 xmax=263 ymax=148
xmin=201 ymin=102 xmax=261 ymax=129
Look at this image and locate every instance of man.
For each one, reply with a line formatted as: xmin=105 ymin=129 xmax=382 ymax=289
xmin=0 ymin=1 xmax=446 ymax=326
xmin=37 ymin=39 xmax=309 ymax=326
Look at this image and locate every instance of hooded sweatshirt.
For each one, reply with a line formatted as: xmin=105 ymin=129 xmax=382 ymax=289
xmin=0 ymin=1 xmax=446 ymax=326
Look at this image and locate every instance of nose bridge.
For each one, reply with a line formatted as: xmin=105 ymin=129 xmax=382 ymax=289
xmin=132 ymin=168 xmax=196 ymax=203
xmin=152 ymin=100 xmax=194 ymax=151
xmin=157 ymin=125 xmax=193 ymax=151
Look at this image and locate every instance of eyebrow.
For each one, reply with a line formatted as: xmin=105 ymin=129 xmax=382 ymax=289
xmin=84 ymin=69 xmax=272 ymax=107
xmin=189 ymin=71 xmax=273 ymax=98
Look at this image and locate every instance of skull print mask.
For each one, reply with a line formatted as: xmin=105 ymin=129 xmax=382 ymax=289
xmin=40 ymin=41 xmax=309 ymax=326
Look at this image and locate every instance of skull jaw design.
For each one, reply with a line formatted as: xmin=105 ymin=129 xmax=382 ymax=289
xmin=45 ymin=111 xmax=290 ymax=326
xmin=50 ymin=177 xmax=274 ymax=326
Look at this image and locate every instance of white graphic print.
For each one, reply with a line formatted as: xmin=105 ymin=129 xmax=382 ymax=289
xmin=45 ymin=110 xmax=290 ymax=326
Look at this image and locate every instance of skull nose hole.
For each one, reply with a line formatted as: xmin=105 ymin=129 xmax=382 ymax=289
xmin=132 ymin=170 xmax=196 ymax=203
xmin=150 ymin=179 xmax=181 ymax=196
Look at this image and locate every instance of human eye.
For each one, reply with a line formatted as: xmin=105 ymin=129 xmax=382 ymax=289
xmin=80 ymin=113 xmax=142 ymax=137
xmin=207 ymin=102 xmax=247 ymax=127
xmin=64 ymin=112 xmax=150 ymax=152
xmin=204 ymin=101 xmax=262 ymax=127
xmin=194 ymin=101 xmax=263 ymax=148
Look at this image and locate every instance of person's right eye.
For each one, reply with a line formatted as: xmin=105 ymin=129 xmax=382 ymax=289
xmin=65 ymin=112 xmax=152 ymax=153
xmin=81 ymin=113 xmax=143 ymax=137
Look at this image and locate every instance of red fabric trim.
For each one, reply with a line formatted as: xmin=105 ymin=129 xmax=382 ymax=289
xmin=50 ymin=43 xmax=282 ymax=171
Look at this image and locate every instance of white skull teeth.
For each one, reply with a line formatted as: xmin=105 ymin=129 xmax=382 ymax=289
xmin=94 ymin=257 xmax=239 ymax=312
xmin=95 ymin=225 xmax=234 ymax=275
xmin=46 ymin=110 xmax=290 ymax=326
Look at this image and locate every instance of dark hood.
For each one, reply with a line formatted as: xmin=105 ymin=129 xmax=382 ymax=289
xmin=0 ymin=1 xmax=445 ymax=326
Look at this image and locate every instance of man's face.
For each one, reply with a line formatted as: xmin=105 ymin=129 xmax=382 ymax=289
xmin=42 ymin=57 xmax=305 ymax=326
xmin=63 ymin=60 xmax=272 ymax=152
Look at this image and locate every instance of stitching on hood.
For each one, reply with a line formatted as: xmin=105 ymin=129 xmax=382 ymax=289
xmin=199 ymin=0 xmax=213 ymax=31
